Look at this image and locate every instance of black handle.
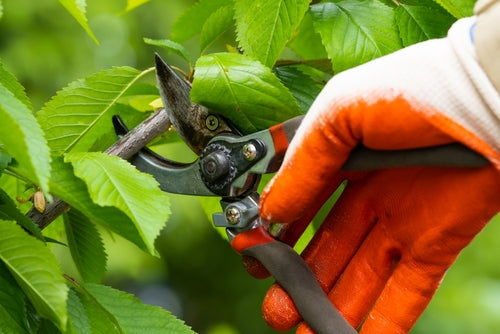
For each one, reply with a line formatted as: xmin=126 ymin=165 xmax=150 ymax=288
xmin=242 ymin=241 xmax=357 ymax=334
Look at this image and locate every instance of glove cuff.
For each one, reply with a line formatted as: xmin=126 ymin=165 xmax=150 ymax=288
xmin=475 ymin=0 xmax=500 ymax=94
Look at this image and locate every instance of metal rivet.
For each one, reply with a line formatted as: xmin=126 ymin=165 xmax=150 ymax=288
xmin=205 ymin=114 xmax=219 ymax=131
xmin=225 ymin=206 xmax=241 ymax=225
xmin=242 ymin=143 xmax=257 ymax=161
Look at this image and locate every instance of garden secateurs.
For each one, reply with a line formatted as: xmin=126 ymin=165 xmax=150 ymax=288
xmin=113 ymin=54 xmax=488 ymax=334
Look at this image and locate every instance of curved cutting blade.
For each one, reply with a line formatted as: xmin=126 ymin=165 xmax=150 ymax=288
xmin=154 ymin=53 xmax=237 ymax=155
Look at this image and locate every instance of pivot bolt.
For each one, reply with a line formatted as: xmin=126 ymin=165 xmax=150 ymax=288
xmin=242 ymin=143 xmax=257 ymax=161
xmin=205 ymin=114 xmax=219 ymax=131
xmin=225 ymin=206 xmax=241 ymax=225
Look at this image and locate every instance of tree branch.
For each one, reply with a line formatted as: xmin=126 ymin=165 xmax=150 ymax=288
xmin=27 ymin=108 xmax=171 ymax=229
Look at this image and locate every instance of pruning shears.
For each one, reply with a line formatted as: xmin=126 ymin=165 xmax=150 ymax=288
xmin=113 ymin=54 xmax=488 ymax=334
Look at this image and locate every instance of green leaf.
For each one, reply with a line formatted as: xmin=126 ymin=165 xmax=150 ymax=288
xmin=433 ymin=0 xmax=475 ymax=18
xmin=83 ymin=283 xmax=196 ymax=333
xmin=274 ymin=67 xmax=323 ymax=114
xmin=0 ymin=264 xmax=29 ymax=333
xmin=288 ymin=11 xmax=329 ymax=60
xmin=58 ymin=0 xmax=99 ymax=44
xmin=0 ymin=220 xmax=68 ymax=330
xmin=0 ymin=188 xmax=44 ymax=240
xmin=48 ymin=156 xmax=151 ymax=253
xmin=191 ymin=52 xmax=301 ymax=134
xmin=200 ymin=5 xmax=234 ymax=54
xmin=234 ymin=0 xmax=310 ymax=68
xmin=67 ymin=288 xmax=90 ymax=334
xmin=123 ymin=0 xmax=151 ymax=13
xmin=0 ymin=0 xmax=3 ymax=21
xmin=311 ymin=0 xmax=402 ymax=73
xmin=0 ymin=79 xmax=51 ymax=194
xmin=37 ymin=66 xmax=153 ymax=155
xmin=396 ymin=0 xmax=456 ymax=46
xmin=171 ymin=0 xmax=233 ymax=43
xmin=65 ymin=152 xmax=169 ymax=255
xmin=0 ymin=61 xmax=32 ymax=110
xmin=143 ymin=38 xmax=191 ymax=64
xmin=64 ymin=210 xmax=107 ymax=283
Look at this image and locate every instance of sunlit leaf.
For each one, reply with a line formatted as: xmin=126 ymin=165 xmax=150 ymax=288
xmin=171 ymin=0 xmax=233 ymax=43
xmin=288 ymin=11 xmax=328 ymax=61
xmin=311 ymin=0 xmax=402 ymax=73
xmin=200 ymin=5 xmax=234 ymax=54
xmin=123 ymin=0 xmax=150 ymax=13
xmin=64 ymin=210 xmax=107 ymax=283
xmin=49 ymin=156 xmax=151 ymax=253
xmin=234 ymin=0 xmax=310 ymax=68
xmin=191 ymin=52 xmax=301 ymax=134
xmin=396 ymin=0 xmax=456 ymax=46
xmin=0 ymin=69 xmax=51 ymax=193
xmin=433 ymin=0 xmax=475 ymax=18
xmin=0 ymin=221 xmax=67 ymax=330
xmin=58 ymin=0 xmax=98 ymax=44
xmin=82 ymin=283 xmax=196 ymax=333
xmin=143 ymin=38 xmax=191 ymax=64
xmin=37 ymin=66 xmax=153 ymax=155
xmin=65 ymin=152 xmax=169 ymax=255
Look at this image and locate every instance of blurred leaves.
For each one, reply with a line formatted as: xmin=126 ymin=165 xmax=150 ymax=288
xmin=58 ymin=0 xmax=98 ymax=44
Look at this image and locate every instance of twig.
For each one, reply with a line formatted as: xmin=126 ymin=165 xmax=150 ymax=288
xmin=26 ymin=108 xmax=171 ymax=230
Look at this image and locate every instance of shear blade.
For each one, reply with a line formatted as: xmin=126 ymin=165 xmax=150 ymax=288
xmin=154 ymin=53 xmax=237 ymax=156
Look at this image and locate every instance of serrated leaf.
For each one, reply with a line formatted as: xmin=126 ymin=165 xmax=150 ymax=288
xmin=64 ymin=210 xmax=107 ymax=283
xmin=0 ymin=188 xmax=44 ymax=240
xmin=58 ymin=0 xmax=98 ymax=44
xmin=67 ymin=288 xmax=90 ymax=334
xmin=200 ymin=5 xmax=234 ymax=54
xmin=433 ymin=0 xmax=475 ymax=18
xmin=311 ymin=0 xmax=402 ymax=73
xmin=191 ymin=52 xmax=301 ymax=134
xmin=234 ymin=0 xmax=310 ymax=68
xmin=37 ymin=66 xmax=153 ymax=155
xmin=396 ymin=0 xmax=456 ymax=46
xmin=274 ymin=67 xmax=323 ymax=114
xmin=143 ymin=38 xmax=191 ymax=64
xmin=171 ymin=0 xmax=233 ymax=43
xmin=49 ymin=156 xmax=151 ymax=253
xmin=123 ymin=0 xmax=150 ymax=13
xmin=288 ymin=11 xmax=329 ymax=60
xmin=0 ymin=265 xmax=29 ymax=333
xmin=0 ymin=82 xmax=51 ymax=194
xmin=0 ymin=61 xmax=32 ymax=110
xmin=0 ymin=220 xmax=68 ymax=330
xmin=83 ymin=283 xmax=196 ymax=333
xmin=65 ymin=152 xmax=169 ymax=255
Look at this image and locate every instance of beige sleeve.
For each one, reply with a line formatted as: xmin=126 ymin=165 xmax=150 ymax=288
xmin=475 ymin=0 xmax=500 ymax=93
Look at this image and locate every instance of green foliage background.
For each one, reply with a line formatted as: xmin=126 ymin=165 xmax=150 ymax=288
xmin=1 ymin=0 xmax=500 ymax=333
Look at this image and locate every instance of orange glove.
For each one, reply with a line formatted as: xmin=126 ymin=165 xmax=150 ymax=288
xmin=258 ymin=17 xmax=500 ymax=334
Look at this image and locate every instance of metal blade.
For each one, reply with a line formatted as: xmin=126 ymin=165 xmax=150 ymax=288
xmin=154 ymin=53 xmax=236 ymax=155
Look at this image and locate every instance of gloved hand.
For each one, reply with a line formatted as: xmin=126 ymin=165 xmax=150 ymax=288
xmin=257 ymin=17 xmax=500 ymax=334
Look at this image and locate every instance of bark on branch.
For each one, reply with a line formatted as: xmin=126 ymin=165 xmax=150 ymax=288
xmin=27 ymin=108 xmax=171 ymax=229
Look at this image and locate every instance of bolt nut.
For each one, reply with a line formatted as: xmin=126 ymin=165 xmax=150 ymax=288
xmin=225 ymin=206 xmax=241 ymax=225
xmin=205 ymin=114 xmax=219 ymax=131
xmin=242 ymin=143 xmax=257 ymax=161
